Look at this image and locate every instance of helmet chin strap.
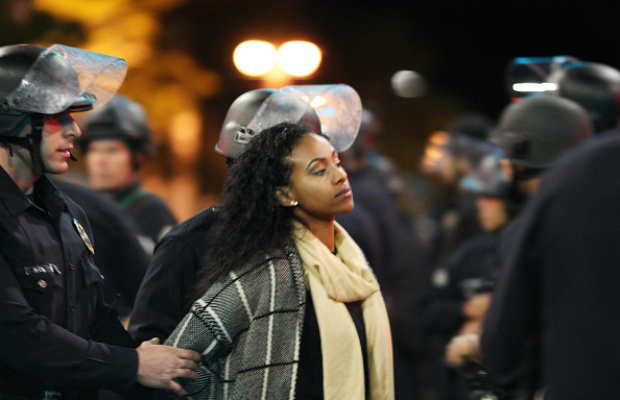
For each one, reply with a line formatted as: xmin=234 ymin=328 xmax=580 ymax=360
xmin=1 ymin=114 xmax=78 ymax=176
xmin=0 ymin=114 xmax=45 ymax=176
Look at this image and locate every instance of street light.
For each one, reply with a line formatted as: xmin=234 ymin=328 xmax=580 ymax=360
xmin=233 ymin=40 xmax=277 ymax=77
xmin=233 ymin=40 xmax=322 ymax=87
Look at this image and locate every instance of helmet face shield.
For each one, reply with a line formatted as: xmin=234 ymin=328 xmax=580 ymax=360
xmin=279 ymin=84 xmax=362 ymax=152
xmin=6 ymin=44 xmax=126 ymax=115
xmin=505 ymin=55 xmax=579 ymax=100
xmin=216 ymin=89 xmax=322 ymax=158
xmin=245 ymin=90 xmax=320 ymax=136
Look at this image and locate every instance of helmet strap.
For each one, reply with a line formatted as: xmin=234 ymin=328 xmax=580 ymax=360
xmin=29 ymin=114 xmax=44 ymax=176
xmin=0 ymin=114 xmax=45 ymax=176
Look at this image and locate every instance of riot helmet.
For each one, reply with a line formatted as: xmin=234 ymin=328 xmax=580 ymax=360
xmin=460 ymin=153 xmax=510 ymax=198
xmin=216 ymin=84 xmax=362 ymax=159
xmin=215 ymin=89 xmax=321 ymax=159
xmin=554 ymin=61 xmax=620 ymax=133
xmin=280 ymin=84 xmax=362 ymax=153
xmin=344 ymin=107 xmax=382 ymax=160
xmin=0 ymin=43 xmax=126 ymax=173
xmin=490 ymin=95 xmax=594 ymax=170
xmin=78 ymin=94 xmax=155 ymax=156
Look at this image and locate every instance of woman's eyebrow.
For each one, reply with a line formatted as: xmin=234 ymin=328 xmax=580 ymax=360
xmin=307 ymin=150 xmax=336 ymax=169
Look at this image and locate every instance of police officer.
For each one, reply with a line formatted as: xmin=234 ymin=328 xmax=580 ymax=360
xmin=480 ymin=124 xmax=620 ymax=400
xmin=0 ymin=43 xmax=199 ymax=399
xmin=421 ymin=153 xmax=511 ymax=400
xmin=52 ymin=179 xmax=149 ymax=322
xmin=554 ymin=61 xmax=620 ymax=135
xmin=77 ymin=95 xmax=177 ymax=255
xmin=444 ymin=95 xmax=594 ymax=378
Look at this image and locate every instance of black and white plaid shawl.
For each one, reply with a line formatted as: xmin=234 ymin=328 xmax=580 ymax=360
xmin=166 ymin=242 xmax=307 ymax=400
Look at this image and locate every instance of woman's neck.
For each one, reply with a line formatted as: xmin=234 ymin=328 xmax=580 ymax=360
xmin=303 ymin=217 xmax=336 ymax=252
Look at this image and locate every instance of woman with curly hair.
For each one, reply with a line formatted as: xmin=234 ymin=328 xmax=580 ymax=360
xmin=166 ymin=122 xmax=393 ymax=400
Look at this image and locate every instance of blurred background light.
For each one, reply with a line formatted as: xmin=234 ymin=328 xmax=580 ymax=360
xmin=233 ymin=40 xmax=277 ymax=77
xmin=277 ymin=40 xmax=322 ymax=77
xmin=391 ymin=70 xmax=427 ymax=98
xmin=512 ymin=82 xmax=557 ymax=93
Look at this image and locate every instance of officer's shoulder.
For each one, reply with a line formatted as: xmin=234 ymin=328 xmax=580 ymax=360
xmin=161 ymin=205 xmax=219 ymax=239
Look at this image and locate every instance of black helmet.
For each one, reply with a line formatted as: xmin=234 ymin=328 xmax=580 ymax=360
xmin=554 ymin=61 xmax=620 ymax=133
xmin=215 ymin=89 xmax=321 ymax=158
xmin=0 ymin=43 xmax=126 ymax=174
xmin=78 ymin=95 xmax=155 ymax=156
xmin=490 ymin=95 xmax=594 ymax=169
xmin=0 ymin=43 xmax=126 ymax=136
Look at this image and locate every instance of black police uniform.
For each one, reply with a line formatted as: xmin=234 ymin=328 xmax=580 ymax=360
xmin=421 ymin=230 xmax=500 ymax=336
xmin=129 ymin=206 xmax=217 ymax=343
xmin=480 ymin=133 xmax=620 ymax=399
xmin=0 ymin=168 xmax=137 ymax=399
xmin=53 ymin=179 xmax=149 ymax=318
xmin=114 ymin=182 xmax=177 ymax=255
xmin=420 ymin=230 xmax=502 ymax=400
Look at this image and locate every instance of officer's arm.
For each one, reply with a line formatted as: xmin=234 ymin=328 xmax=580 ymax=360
xmin=480 ymin=213 xmax=540 ymax=388
xmin=0 ymin=252 xmax=138 ymax=392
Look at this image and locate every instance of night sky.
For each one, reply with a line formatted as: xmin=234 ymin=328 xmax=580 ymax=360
xmin=161 ymin=0 xmax=620 ymax=169
xmin=2 ymin=0 xmax=618 ymax=172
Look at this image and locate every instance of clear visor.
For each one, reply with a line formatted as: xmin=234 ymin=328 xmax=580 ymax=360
xmin=280 ymin=84 xmax=362 ymax=152
xmin=245 ymin=90 xmax=316 ymax=133
xmin=6 ymin=44 xmax=126 ymax=114
xmin=505 ymin=55 xmax=579 ymax=100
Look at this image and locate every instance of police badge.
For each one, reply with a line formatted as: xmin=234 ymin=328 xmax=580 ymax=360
xmin=73 ymin=218 xmax=95 ymax=254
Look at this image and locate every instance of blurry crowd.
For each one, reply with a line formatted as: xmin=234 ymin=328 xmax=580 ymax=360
xmin=1 ymin=37 xmax=619 ymax=400
xmin=76 ymin=56 xmax=620 ymax=399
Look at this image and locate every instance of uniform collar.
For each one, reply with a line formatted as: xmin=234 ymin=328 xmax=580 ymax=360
xmin=0 ymin=166 xmax=67 ymax=217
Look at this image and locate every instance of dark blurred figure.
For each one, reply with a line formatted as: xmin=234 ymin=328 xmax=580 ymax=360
xmin=341 ymin=108 xmax=428 ymax=400
xmin=52 ymin=178 xmax=149 ymax=322
xmin=419 ymin=130 xmax=497 ymax=276
xmin=554 ymin=61 xmax=620 ymax=135
xmin=420 ymin=153 xmax=512 ymax=400
xmin=77 ymin=95 xmax=177 ymax=255
xmin=447 ymin=112 xmax=494 ymax=141
xmin=480 ymin=132 xmax=620 ymax=400
xmin=444 ymin=94 xmax=594 ymax=398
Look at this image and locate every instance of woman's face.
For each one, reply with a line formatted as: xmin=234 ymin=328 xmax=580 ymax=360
xmin=283 ymin=133 xmax=354 ymax=222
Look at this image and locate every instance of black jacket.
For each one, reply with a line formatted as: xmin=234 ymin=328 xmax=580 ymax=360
xmin=421 ymin=230 xmax=500 ymax=335
xmin=0 ymin=170 xmax=137 ymax=399
xmin=481 ymin=134 xmax=620 ymax=399
xmin=53 ymin=179 xmax=149 ymax=317
xmin=129 ymin=206 xmax=218 ymax=343
xmin=114 ymin=183 xmax=177 ymax=254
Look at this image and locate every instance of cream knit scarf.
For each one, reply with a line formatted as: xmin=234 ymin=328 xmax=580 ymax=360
xmin=292 ymin=220 xmax=394 ymax=400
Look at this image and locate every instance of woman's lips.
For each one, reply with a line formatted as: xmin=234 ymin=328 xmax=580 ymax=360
xmin=336 ymin=187 xmax=352 ymax=198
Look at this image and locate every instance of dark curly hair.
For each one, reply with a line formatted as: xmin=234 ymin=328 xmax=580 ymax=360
xmin=193 ymin=122 xmax=315 ymax=298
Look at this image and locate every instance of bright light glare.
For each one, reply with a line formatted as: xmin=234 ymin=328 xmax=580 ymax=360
xmin=310 ymin=95 xmax=327 ymax=108
xmin=233 ymin=41 xmax=277 ymax=77
xmin=512 ymin=82 xmax=558 ymax=92
xmin=277 ymin=41 xmax=322 ymax=77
